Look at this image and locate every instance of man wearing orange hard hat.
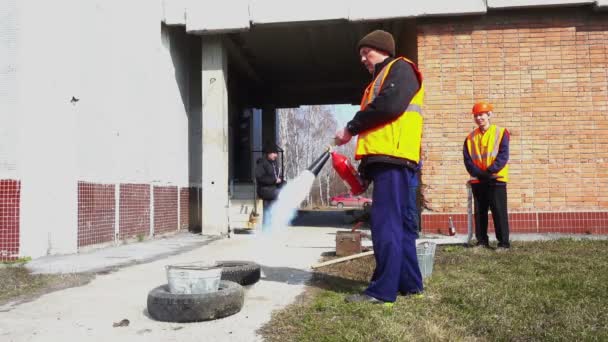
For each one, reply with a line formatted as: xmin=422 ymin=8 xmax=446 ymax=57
xmin=463 ymin=101 xmax=511 ymax=251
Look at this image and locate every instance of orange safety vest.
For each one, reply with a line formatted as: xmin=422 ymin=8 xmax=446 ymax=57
xmin=355 ymin=57 xmax=424 ymax=163
xmin=466 ymin=124 xmax=509 ymax=183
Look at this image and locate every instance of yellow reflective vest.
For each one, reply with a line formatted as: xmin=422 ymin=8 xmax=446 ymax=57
xmin=465 ymin=124 xmax=509 ymax=183
xmin=355 ymin=57 xmax=424 ymax=163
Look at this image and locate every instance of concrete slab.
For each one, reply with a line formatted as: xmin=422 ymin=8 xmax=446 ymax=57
xmin=26 ymin=233 xmax=218 ymax=274
xmin=0 ymin=227 xmax=335 ymax=341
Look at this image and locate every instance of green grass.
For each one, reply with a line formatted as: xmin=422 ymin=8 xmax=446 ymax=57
xmin=260 ymin=239 xmax=608 ymax=341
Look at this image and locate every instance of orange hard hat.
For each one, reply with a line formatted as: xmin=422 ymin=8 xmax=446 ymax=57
xmin=472 ymin=101 xmax=493 ymax=115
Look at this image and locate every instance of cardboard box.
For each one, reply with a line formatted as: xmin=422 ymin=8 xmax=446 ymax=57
xmin=335 ymin=231 xmax=362 ymax=256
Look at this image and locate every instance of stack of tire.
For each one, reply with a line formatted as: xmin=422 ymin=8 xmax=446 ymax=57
xmin=147 ymin=261 xmax=261 ymax=323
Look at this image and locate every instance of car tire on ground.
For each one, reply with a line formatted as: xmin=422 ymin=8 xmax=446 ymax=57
xmin=337 ymin=203 xmax=344 ymax=208
xmin=147 ymin=281 xmax=244 ymax=323
xmin=217 ymin=260 xmax=261 ymax=286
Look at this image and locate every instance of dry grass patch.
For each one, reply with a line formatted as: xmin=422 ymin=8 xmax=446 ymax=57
xmin=260 ymin=239 xmax=608 ymax=342
xmin=0 ymin=266 xmax=93 ymax=306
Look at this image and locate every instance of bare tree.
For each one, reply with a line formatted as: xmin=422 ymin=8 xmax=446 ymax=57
xmin=278 ymin=105 xmax=339 ymax=207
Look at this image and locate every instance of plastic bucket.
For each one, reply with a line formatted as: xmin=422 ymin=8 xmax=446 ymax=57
xmin=416 ymin=242 xmax=437 ymax=279
xmin=166 ymin=263 xmax=222 ymax=295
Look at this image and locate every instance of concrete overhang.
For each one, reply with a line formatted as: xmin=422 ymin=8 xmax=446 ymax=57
xmin=162 ymin=0 xmax=486 ymax=32
xmin=348 ymin=0 xmax=486 ymax=21
xmin=162 ymin=0 xmax=607 ymax=31
xmin=161 ymin=0 xmax=606 ymax=108
xmin=487 ymin=0 xmax=607 ymax=10
xmin=226 ymin=20 xmax=396 ymax=107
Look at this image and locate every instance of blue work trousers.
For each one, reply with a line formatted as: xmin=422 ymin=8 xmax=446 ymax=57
xmin=364 ymin=164 xmax=423 ymax=302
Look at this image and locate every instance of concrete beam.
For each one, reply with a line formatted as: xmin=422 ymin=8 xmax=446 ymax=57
xmin=201 ymin=36 xmax=229 ymax=236
xmin=249 ymin=0 xmax=349 ymax=24
xmin=348 ymin=0 xmax=486 ymax=21
xmin=186 ymin=0 xmax=250 ymax=34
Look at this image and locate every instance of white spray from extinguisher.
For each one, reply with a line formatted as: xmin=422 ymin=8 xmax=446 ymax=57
xmin=265 ymin=171 xmax=316 ymax=234
xmin=260 ymin=150 xmax=331 ymax=236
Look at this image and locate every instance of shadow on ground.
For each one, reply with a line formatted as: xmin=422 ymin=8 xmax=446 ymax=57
xmin=260 ymin=265 xmax=367 ymax=294
xmin=290 ymin=209 xmax=370 ymax=229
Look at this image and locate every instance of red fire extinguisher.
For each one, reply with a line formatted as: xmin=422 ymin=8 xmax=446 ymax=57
xmin=331 ymin=151 xmax=367 ymax=195
xmin=448 ymin=216 xmax=456 ymax=236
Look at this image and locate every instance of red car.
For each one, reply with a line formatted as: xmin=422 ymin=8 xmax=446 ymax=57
xmin=330 ymin=193 xmax=372 ymax=208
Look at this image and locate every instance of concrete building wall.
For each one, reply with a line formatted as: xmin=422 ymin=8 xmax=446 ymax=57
xmin=418 ymin=8 xmax=608 ymax=234
xmin=0 ymin=0 xmax=18 ymax=178
xmin=0 ymin=0 xmax=20 ymax=260
xmin=16 ymin=0 xmax=81 ymax=258
xmin=4 ymin=0 xmax=197 ymax=259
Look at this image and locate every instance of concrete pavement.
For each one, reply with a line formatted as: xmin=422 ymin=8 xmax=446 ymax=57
xmin=0 ymin=226 xmax=337 ymax=342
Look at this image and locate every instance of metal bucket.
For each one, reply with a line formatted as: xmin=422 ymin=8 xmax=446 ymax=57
xmin=416 ymin=242 xmax=437 ymax=279
xmin=166 ymin=263 xmax=222 ymax=295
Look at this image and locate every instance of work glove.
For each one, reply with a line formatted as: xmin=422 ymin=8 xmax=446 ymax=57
xmin=334 ymin=127 xmax=352 ymax=146
xmin=477 ymin=171 xmax=492 ymax=180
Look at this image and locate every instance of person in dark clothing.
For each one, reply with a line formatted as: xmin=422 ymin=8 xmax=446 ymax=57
xmin=255 ymin=143 xmax=283 ymax=231
xmin=463 ymin=101 xmax=511 ymax=251
xmin=334 ymin=30 xmax=425 ymax=305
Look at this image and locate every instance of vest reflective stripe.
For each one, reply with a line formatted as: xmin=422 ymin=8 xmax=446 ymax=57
xmin=466 ymin=125 xmax=509 ymax=183
xmin=468 ymin=128 xmax=501 ymax=159
xmin=368 ymin=62 xmax=391 ymax=103
xmin=406 ymin=103 xmax=422 ymax=114
xmin=355 ymin=57 xmax=424 ymax=163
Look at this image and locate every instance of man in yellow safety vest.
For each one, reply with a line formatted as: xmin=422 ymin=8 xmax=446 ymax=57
xmin=334 ymin=29 xmax=424 ymax=304
xmin=463 ymin=101 xmax=511 ymax=251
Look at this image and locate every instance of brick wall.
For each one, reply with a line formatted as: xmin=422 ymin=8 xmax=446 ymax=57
xmin=422 ymin=211 xmax=608 ymax=235
xmin=153 ymin=186 xmax=178 ymax=235
xmin=417 ymin=9 xmax=608 ymax=218
xmin=0 ymin=180 xmax=20 ymax=261
xmin=78 ymin=182 xmax=115 ymax=248
xmin=119 ymin=184 xmax=150 ymax=240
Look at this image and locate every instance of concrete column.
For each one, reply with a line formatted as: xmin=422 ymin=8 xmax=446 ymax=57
xmin=262 ymin=106 xmax=277 ymax=147
xmin=201 ymin=36 xmax=229 ymax=236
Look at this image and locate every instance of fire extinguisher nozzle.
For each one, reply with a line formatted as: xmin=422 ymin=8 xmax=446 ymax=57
xmin=307 ymin=150 xmax=331 ymax=176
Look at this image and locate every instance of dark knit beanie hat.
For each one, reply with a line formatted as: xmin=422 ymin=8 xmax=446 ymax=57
xmin=357 ymin=30 xmax=395 ymax=57
xmin=263 ymin=143 xmax=280 ymax=154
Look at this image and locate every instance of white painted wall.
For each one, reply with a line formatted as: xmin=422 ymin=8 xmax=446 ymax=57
xmin=11 ymin=0 xmax=193 ymax=258
xmin=162 ymin=0 xmax=188 ymax=25
xmin=0 ymin=0 xmax=18 ymax=179
xmin=17 ymin=0 xmax=81 ymax=257
xmin=187 ymin=0 xmax=250 ymax=33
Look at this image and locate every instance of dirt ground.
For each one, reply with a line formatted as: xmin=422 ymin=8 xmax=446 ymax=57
xmin=0 ymin=267 xmax=94 ymax=308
